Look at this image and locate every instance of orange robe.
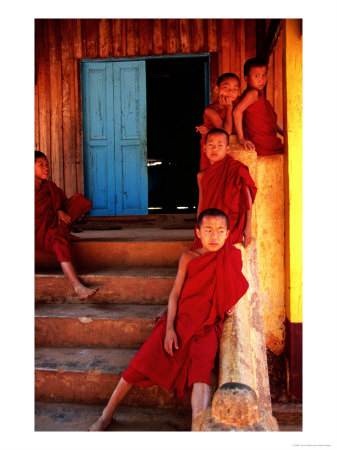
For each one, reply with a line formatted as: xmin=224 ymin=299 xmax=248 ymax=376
xmin=192 ymin=154 xmax=257 ymax=249
xmin=35 ymin=180 xmax=92 ymax=262
xmin=123 ymin=242 xmax=248 ymax=397
xmin=243 ymin=92 xmax=283 ymax=156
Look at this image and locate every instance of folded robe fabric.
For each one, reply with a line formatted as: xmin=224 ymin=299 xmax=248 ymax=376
xmin=192 ymin=154 xmax=257 ymax=249
xmin=243 ymin=93 xmax=283 ymax=156
xmin=123 ymin=242 xmax=248 ymax=397
xmin=35 ymin=180 xmax=92 ymax=262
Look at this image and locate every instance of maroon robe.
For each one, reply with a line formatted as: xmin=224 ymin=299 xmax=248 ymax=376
xmin=35 ymin=180 xmax=92 ymax=262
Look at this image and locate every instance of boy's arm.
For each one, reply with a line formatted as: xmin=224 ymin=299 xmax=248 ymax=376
xmin=233 ymin=90 xmax=259 ymax=150
xmin=242 ymin=186 xmax=253 ymax=248
xmin=196 ymin=172 xmax=204 ymax=219
xmin=276 ymin=122 xmax=284 ymax=136
xmin=164 ymin=252 xmax=191 ymax=356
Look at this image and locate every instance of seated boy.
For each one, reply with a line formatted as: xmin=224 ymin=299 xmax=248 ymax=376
xmin=192 ymin=128 xmax=257 ymax=250
xmin=88 ymin=208 xmax=248 ymax=431
xmin=35 ymin=151 xmax=98 ymax=299
xmin=233 ymin=57 xmax=284 ymax=155
xmin=196 ymin=73 xmax=240 ymax=170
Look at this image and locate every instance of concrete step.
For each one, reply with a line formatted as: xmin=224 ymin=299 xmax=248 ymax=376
xmin=35 ymin=347 xmax=190 ymax=409
xmin=35 ymin=303 xmax=163 ymax=348
xmin=35 ymin=402 xmax=191 ymax=431
xmin=35 ymin=228 xmax=193 ymax=270
xmin=35 ymin=267 xmax=176 ymax=304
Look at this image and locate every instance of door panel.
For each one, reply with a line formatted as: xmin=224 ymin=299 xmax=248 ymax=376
xmin=82 ymin=60 xmax=147 ymax=215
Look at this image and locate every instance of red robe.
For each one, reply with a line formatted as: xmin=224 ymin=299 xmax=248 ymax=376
xmin=243 ymin=92 xmax=283 ymax=156
xmin=192 ymin=154 xmax=257 ymax=249
xmin=35 ymin=180 xmax=92 ymax=262
xmin=123 ymin=242 xmax=248 ymax=397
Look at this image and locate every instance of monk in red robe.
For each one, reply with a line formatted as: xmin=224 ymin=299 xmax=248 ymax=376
xmin=35 ymin=151 xmax=98 ymax=299
xmin=196 ymin=73 xmax=241 ymax=170
xmin=88 ymin=209 xmax=248 ymax=431
xmin=192 ymin=128 xmax=257 ymax=250
xmin=233 ymin=57 xmax=284 ymax=155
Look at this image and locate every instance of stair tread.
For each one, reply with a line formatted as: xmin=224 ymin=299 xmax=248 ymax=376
xmin=66 ymin=228 xmax=194 ymax=242
xmin=35 ymin=303 xmax=164 ymax=319
xmin=35 ymin=347 xmax=137 ymax=373
xmin=35 ymin=402 xmax=191 ymax=431
xmin=35 ymin=266 xmax=177 ymax=278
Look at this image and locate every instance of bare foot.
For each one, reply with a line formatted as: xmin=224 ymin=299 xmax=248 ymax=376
xmin=75 ymin=284 xmax=99 ymax=300
xmin=88 ymin=414 xmax=112 ymax=431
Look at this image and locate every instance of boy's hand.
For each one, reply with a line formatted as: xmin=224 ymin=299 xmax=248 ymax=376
xmin=164 ymin=328 xmax=179 ymax=356
xmin=226 ymin=306 xmax=235 ymax=316
xmin=58 ymin=210 xmax=71 ymax=225
xmin=153 ymin=306 xmax=167 ymax=321
xmin=195 ymin=125 xmax=209 ymax=135
xmin=239 ymin=138 xmax=255 ymax=151
xmin=242 ymin=226 xmax=252 ymax=248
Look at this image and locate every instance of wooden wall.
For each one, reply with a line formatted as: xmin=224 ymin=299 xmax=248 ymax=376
xmin=35 ymin=19 xmax=257 ymax=195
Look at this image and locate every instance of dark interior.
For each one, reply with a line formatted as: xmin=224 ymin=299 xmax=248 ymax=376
xmin=146 ymin=56 xmax=208 ymax=214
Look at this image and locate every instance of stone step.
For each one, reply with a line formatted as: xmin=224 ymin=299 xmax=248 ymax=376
xmin=35 ymin=303 xmax=163 ymax=348
xmin=35 ymin=347 xmax=190 ymax=409
xmin=35 ymin=267 xmax=176 ymax=304
xmin=35 ymin=402 xmax=191 ymax=431
xmin=35 ymin=228 xmax=193 ymax=270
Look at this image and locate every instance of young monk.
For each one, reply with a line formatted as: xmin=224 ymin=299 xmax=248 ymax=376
xmin=191 ymin=129 xmax=257 ymax=251
xmin=35 ymin=151 xmax=98 ymax=299
xmin=88 ymin=208 xmax=248 ymax=431
xmin=196 ymin=73 xmax=241 ymax=170
xmin=233 ymin=57 xmax=284 ymax=155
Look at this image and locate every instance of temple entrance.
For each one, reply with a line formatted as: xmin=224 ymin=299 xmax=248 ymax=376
xmin=146 ymin=56 xmax=208 ymax=214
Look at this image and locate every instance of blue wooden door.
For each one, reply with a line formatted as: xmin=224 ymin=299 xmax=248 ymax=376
xmin=82 ymin=60 xmax=148 ymax=215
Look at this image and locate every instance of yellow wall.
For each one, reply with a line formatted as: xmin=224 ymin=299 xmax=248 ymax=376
xmin=282 ymin=19 xmax=303 ymax=323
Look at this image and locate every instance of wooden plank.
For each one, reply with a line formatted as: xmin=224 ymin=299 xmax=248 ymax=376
xmin=98 ymin=19 xmax=112 ymax=58
xmin=84 ymin=19 xmax=98 ymax=58
xmin=266 ymin=51 xmax=274 ymax=107
xmin=72 ymin=19 xmax=82 ymax=59
xmin=126 ymin=19 xmax=139 ymax=56
xmin=234 ymin=19 xmax=241 ymax=77
xmin=139 ymin=19 xmax=152 ymax=56
xmin=60 ymin=19 xmax=77 ymax=196
xmin=179 ymin=19 xmax=191 ymax=54
xmin=245 ymin=19 xmax=256 ymax=60
xmin=48 ymin=19 xmax=64 ymax=189
xmin=207 ymin=19 xmax=218 ymax=52
xmin=218 ymin=19 xmax=230 ymax=74
xmin=230 ymin=19 xmax=236 ymax=73
xmin=240 ymin=19 xmax=246 ymax=84
xmin=74 ymin=59 xmax=83 ymax=193
xmin=112 ymin=19 xmax=124 ymax=57
xmin=273 ymin=30 xmax=283 ymax=128
xmin=192 ymin=19 xmax=204 ymax=53
xmin=209 ymin=52 xmax=219 ymax=102
xmin=166 ymin=19 xmax=178 ymax=54
xmin=152 ymin=19 xmax=163 ymax=54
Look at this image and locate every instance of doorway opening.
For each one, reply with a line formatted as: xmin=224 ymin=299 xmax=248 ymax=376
xmin=146 ymin=56 xmax=209 ymax=214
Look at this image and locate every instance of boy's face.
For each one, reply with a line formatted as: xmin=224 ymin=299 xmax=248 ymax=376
xmin=245 ymin=66 xmax=268 ymax=91
xmin=35 ymin=157 xmax=49 ymax=181
xmin=196 ymin=215 xmax=229 ymax=252
xmin=205 ymin=132 xmax=229 ymax=164
xmin=216 ymin=77 xmax=240 ymax=104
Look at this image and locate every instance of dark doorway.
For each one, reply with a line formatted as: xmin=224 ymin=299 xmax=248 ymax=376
xmin=146 ymin=56 xmax=208 ymax=214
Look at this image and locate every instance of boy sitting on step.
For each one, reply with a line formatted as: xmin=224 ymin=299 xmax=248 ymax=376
xmin=88 ymin=208 xmax=248 ymax=431
xmin=35 ymin=151 xmax=98 ymax=300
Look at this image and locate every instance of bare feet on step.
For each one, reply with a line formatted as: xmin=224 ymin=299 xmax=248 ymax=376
xmin=88 ymin=414 xmax=112 ymax=431
xmin=75 ymin=284 xmax=99 ymax=300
